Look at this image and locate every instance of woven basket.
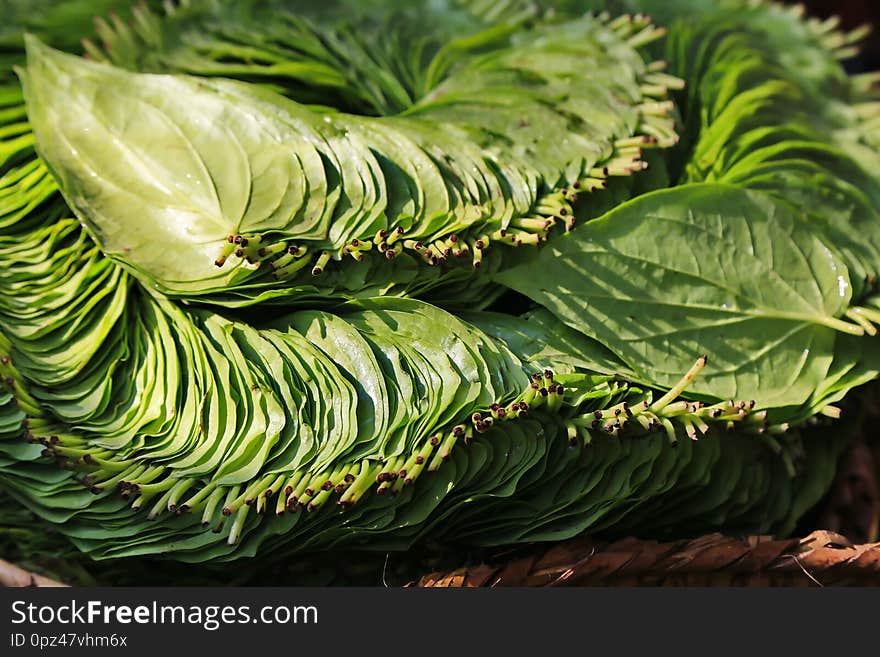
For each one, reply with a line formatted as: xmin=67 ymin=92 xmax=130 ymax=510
xmin=415 ymin=531 xmax=880 ymax=587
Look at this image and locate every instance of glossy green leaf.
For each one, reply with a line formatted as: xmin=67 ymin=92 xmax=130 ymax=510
xmin=498 ymin=183 xmax=861 ymax=407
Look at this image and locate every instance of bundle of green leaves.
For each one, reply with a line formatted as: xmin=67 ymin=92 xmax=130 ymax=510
xmin=1 ymin=0 xmax=878 ymax=563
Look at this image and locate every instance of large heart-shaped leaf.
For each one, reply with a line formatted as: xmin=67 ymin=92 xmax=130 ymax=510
xmin=497 ymin=183 xmax=862 ymax=406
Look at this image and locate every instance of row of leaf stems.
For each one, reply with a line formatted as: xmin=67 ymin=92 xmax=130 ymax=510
xmin=211 ymin=17 xmax=683 ymax=281
xmin=797 ymin=8 xmax=874 ymax=62
xmin=215 ymin=122 xmax=675 ymax=280
xmin=12 ymin=352 xmax=795 ymax=546
xmin=805 ymin=0 xmax=880 ymax=343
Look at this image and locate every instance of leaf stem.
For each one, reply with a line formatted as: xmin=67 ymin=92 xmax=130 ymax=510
xmin=820 ymin=314 xmax=865 ymax=335
xmin=845 ymin=308 xmax=878 ymax=336
xmin=649 ymin=355 xmax=707 ymax=413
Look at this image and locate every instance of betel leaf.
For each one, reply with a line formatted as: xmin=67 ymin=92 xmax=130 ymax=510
xmin=18 ymin=35 xmax=330 ymax=295
xmin=496 ymin=183 xmax=863 ymax=407
xmin=18 ymin=15 xmax=673 ymax=304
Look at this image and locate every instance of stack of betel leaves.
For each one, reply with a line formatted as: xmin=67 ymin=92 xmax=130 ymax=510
xmin=1 ymin=0 xmax=879 ymax=564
